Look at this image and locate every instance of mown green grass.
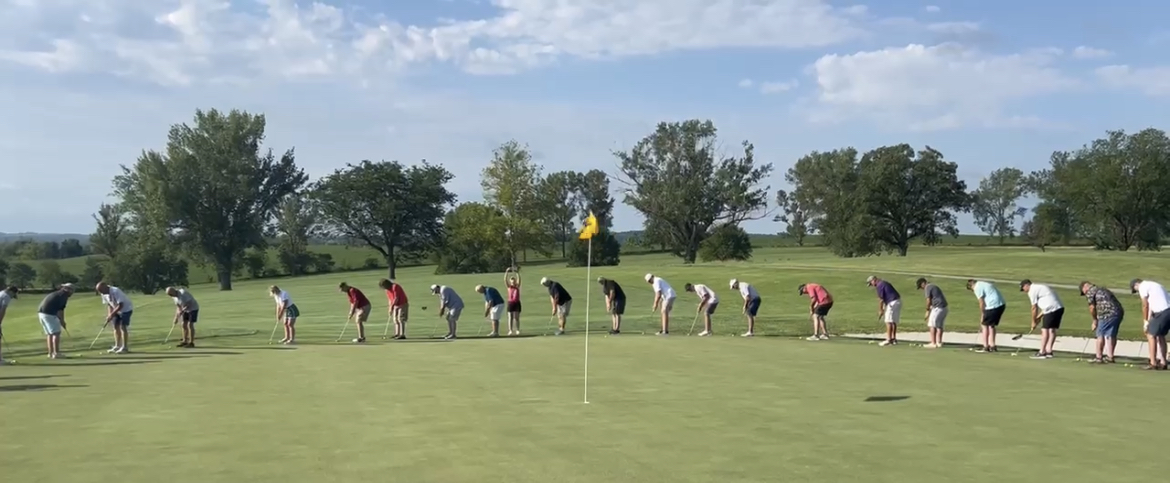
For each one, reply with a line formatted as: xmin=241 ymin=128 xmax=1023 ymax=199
xmin=2 ymin=246 xmax=1168 ymax=482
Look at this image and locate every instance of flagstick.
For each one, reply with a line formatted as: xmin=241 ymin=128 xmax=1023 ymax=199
xmin=583 ymin=236 xmax=592 ymax=404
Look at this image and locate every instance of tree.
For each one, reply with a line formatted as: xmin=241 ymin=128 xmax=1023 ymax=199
xmin=1022 ymin=204 xmax=1061 ymax=251
xmin=238 ymin=249 xmax=269 ymax=279
xmin=38 ymin=260 xmax=77 ymax=287
xmin=481 ymin=140 xmax=551 ymax=264
xmin=567 ymin=169 xmax=621 ymax=267
xmin=112 ymin=108 xmax=306 ymax=290
xmin=58 ymin=238 xmax=86 ymax=258
xmin=773 ymin=189 xmax=809 ymax=246
xmin=537 ymin=171 xmax=581 ymax=258
xmin=8 ymin=262 xmax=35 ymax=288
xmin=274 ymin=195 xmax=318 ymax=276
xmin=79 ymin=257 xmax=107 ymax=287
xmin=784 ymin=148 xmax=877 ymax=257
xmin=615 ymin=120 xmax=773 ymax=263
xmin=1029 ymin=129 xmax=1170 ymax=251
xmin=312 ymin=160 xmax=456 ymax=279
xmin=107 ymin=239 xmax=189 ymax=294
xmin=0 ymin=258 xmax=8 ymax=286
xmin=697 ymin=223 xmax=753 ymax=262
xmin=971 ymin=167 xmax=1029 ymax=244
xmin=90 ymin=203 xmax=127 ymax=259
xmin=435 ymin=202 xmax=512 ymax=274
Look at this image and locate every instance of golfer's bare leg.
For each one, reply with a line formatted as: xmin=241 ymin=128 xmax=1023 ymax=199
xmin=491 ymin=318 xmax=499 ymax=334
xmin=558 ymin=315 xmax=566 ymax=331
xmin=188 ymin=321 xmax=196 ymax=344
xmin=747 ymin=316 xmax=755 ymax=334
xmin=1159 ymin=336 xmax=1168 ymax=366
xmin=356 ymin=321 xmax=365 ymax=340
xmin=1107 ymin=337 xmax=1116 ymax=359
xmin=661 ymin=312 xmax=669 ymax=333
xmin=45 ymin=335 xmax=53 ymax=357
xmin=704 ymin=313 xmax=712 ymax=333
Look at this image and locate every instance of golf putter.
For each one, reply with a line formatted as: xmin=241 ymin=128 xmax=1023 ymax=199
xmin=544 ymin=314 xmax=555 ymax=335
xmin=267 ymin=318 xmax=282 ymax=344
xmin=87 ymin=322 xmax=110 ymax=350
xmin=1012 ymin=327 xmax=1035 ymax=355
xmin=687 ymin=312 xmax=701 ymax=336
xmin=163 ymin=322 xmax=178 ymax=344
xmin=381 ymin=312 xmax=393 ymax=339
xmin=334 ymin=317 xmax=349 ymax=342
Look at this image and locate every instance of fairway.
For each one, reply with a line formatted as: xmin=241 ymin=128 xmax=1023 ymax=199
xmin=3 ymin=247 xmax=1170 ymax=482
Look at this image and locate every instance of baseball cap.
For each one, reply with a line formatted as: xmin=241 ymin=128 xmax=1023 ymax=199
xmin=644 ymin=273 xmax=654 ymax=283
xmin=729 ymin=278 xmax=738 ymax=289
xmin=1018 ymin=279 xmax=1031 ymax=291
xmin=797 ymin=284 xmax=806 ymax=295
xmin=865 ymin=275 xmax=876 ymax=285
xmin=540 ymin=277 xmax=550 ymax=286
xmin=430 ymin=284 xmax=440 ymax=293
xmin=59 ymin=282 xmax=75 ymax=291
xmin=1131 ymin=278 xmax=1143 ymax=293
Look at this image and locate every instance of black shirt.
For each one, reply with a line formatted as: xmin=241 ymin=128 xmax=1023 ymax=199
xmin=548 ymin=282 xmax=572 ymax=304
xmin=601 ymin=280 xmax=625 ymax=301
xmin=38 ymin=290 xmax=70 ymax=315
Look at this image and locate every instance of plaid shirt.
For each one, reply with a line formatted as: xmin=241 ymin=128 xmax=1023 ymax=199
xmin=1085 ymin=285 xmax=1123 ymax=320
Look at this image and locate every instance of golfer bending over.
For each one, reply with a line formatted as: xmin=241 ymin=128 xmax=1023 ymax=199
xmin=379 ymin=279 xmax=410 ymax=339
xmin=684 ymin=282 xmax=718 ymax=336
xmin=730 ymin=279 xmax=761 ymax=337
xmin=1131 ymin=278 xmax=1169 ymax=370
xmin=867 ymin=276 xmax=901 ymax=346
xmin=37 ymin=283 xmax=74 ymax=359
xmin=475 ymin=284 xmax=505 ymax=337
xmin=165 ymin=286 xmax=200 ymax=348
xmin=598 ymin=277 xmax=626 ymax=334
xmin=1080 ymin=281 xmax=1123 ymax=364
xmin=797 ymin=283 xmax=832 ymax=340
xmin=270 ymin=285 xmax=300 ymax=344
xmin=966 ymin=279 xmax=1005 ymax=353
xmin=339 ymin=282 xmax=371 ymax=343
xmin=0 ymin=285 xmax=17 ymax=364
xmin=97 ymin=282 xmax=134 ymax=354
xmin=505 ymin=270 xmax=522 ymax=336
xmin=431 ymin=284 xmax=464 ymax=340
xmin=1020 ymin=279 xmax=1064 ymax=359
xmin=540 ymin=277 xmax=572 ymax=336
xmin=915 ymin=278 xmax=948 ymax=348
xmin=646 ymin=274 xmax=676 ymax=335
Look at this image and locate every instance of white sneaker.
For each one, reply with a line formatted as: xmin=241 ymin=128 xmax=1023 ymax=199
xmin=878 ymin=340 xmax=891 ymax=346
xmin=741 ymin=332 xmax=754 ymax=337
xmin=805 ymin=336 xmax=819 ymax=341
xmin=818 ymin=334 xmax=829 ymax=340
xmin=697 ymin=330 xmax=710 ymax=337
xmin=922 ymin=343 xmax=937 ymax=348
xmin=114 ymin=347 xmax=129 ymax=354
xmin=487 ymin=332 xmax=499 ymax=337
xmin=108 ymin=347 xmax=122 ymax=354
xmin=506 ymin=330 xmax=515 ymax=336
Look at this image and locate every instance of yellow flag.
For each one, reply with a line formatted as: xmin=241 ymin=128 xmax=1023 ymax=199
xmin=578 ymin=212 xmax=600 ymax=240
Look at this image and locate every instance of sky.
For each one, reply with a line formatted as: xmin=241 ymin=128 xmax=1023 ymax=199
xmin=1 ymin=0 xmax=1168 ymax=236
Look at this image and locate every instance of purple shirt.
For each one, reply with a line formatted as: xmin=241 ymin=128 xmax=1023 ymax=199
xmin=876 ymin=281 xmax=900 ymax=303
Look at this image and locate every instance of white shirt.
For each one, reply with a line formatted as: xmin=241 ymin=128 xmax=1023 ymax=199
xmin=274 ymin=290 xmax=293 ymax=308
xmin=693 ymin=284 xmax=719 ymax=304
xmin=0 ymin=290 xmax=11 ymax=310
xmin=738 ymin=283 xmax=759 ymax=300
xmin=1138 ymin=281 xmax=1170 ymax=314
xmin=172 ymin=289 xmax=199 ymax=312
xmin=652 ymin=277 xmax=676 ymax=299
xmin=102 ymin=287 xmax=134 ymax=313
xmin=1026 ymin=284 xmax=1063 ymax=314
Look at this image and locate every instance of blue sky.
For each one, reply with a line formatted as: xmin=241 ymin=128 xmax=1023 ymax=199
xmin=1 ymin=0 xmax=1167 ymax=236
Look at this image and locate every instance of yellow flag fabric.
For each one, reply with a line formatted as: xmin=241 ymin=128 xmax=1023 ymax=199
xmin=579 ymin=212 xmax=600 ymax=240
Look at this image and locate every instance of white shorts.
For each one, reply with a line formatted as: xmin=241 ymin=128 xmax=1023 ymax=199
xmin=446 ymin=308 xmax=462 ymax=323
xmin=38 ymin=313 xmax=63 ymax=335
xmin=927 ymin=307 xmax=948 ymax=329
xmin=884 ymin=300 xmax=902 ymax=324
xmin=557 ymin=300 xmax=572 ymax=317
xmin=488 ymin=304 xmax=504 ymax=321
xmin=661 ymin=297 xmax=675 ymax=314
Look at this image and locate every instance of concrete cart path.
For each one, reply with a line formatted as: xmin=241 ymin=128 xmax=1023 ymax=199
xmin=844 ymin=331 xmax=1152 ymax=359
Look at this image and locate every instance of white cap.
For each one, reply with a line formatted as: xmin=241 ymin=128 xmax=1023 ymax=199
xmin=729 ymin=278 xmax=738 ymax=289
xmin=474 ymin=284 xmax=484 ymax=292
xmin=644 ymin=273 xmax=654 ymax=282
xmin=60 ymin=283 xmax=75 ymax=291
xmin=430 ymin=284 xmax=440 ymax=293
xmin=540 ymin=277 xmax=550 ymax=285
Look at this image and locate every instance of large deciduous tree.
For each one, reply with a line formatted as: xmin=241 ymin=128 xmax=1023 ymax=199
xmin=972 ymin=167 xmax=1029 ymax=244
xmin=435 ymin=202 xmax=513 ymax=274
xmin=537 ymin=171 xmax=581 ymax=258
xmin=274 ymin=195 xmax=319 ymax=276
xmin=568 ymin=169 xmax=621 ymax=267
xmin=112 ymin=109 xmax=306 ymax=290
xmin=773 ymin=189 xmax=809 ymax=246
xmin=785 ymin=148 xmax=877 ymax=257
xmin=481 ymin=140 xmax=549 ymax=264
xmin=89 ymin=203 xmax=126 ymax=259
xmin=312 ymin=160 xmax=456 ymax=279
xmin=615 ymin=120 xmax=773 ymax=263
xmin=1030 ymin=129 xmax=1170 ymax=251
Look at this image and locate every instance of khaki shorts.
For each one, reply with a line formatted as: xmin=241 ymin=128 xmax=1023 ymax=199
xmin=393 ymin=304 xmax=409 ymax=323
xmin=661 ymin=297 xmax=675 ymax=314
xmin=557 ymin=300 xmax=572 ymax=317
xmin=356 ymin=305 xmax=371 ymax=322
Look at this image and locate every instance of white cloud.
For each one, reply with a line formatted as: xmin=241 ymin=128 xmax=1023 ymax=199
xmin=924 ymin=5 xmax=940 ymax=13
xmin=1095 ymin=65 xmax=1170 ymax=96
xmin=759 ymin=80 xmax=798 ymax=93
xmin=1071 ymin=46 xmax=1112 ymax=59
xmin=0 ymin=0 xmax=867 ymax=86
xmin=806 ymin=43 xmax=1079 ymax=130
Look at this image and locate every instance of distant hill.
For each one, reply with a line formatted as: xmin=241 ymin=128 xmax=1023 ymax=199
xmin=0 ymin=233 xmax=89 ymax=243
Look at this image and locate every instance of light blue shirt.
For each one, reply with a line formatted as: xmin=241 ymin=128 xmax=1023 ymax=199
xmin=973 ymin=281 xmax=1005 ymax=310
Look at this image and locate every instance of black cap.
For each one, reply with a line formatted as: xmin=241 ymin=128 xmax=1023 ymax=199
xmin=1019 ymin=279 xmax=1031 ymax=291
xmin=915 ymin=278 xmax=928 ymax=289
xmin=797 ymin=284 xmax=807 ymax=295
xmin=1131 ymin=279 xmax=1143 ymax=293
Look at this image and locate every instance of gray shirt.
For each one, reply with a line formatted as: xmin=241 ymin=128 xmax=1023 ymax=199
xmin=173 ymin=289 xmax=199 ymax=312
xmin=925 ymin=284 xmax=948 ymax=308
xmin=439 ymin=286 xmax=464 ymax=310
xmin=38 ymin=290 xmax=70 ymax=315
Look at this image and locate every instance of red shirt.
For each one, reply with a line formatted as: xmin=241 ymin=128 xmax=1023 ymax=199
xmin=804 ymin=283 xmax=832 ymax=305
xmin=347 ymin=288 xmax=371 ymax=308
xmin=388 ymin=284 xmax=408 ymax=306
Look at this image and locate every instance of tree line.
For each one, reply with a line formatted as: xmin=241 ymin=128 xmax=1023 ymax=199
xmin=0 ymin=239 xmax=88 ymax=261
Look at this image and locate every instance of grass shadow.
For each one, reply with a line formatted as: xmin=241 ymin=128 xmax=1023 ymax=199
xmin=0 ymin=374 xmax=69 ymax=380
xmin=864 ymin=396 xmax=911 ymax=402
xmin=0 ymin=384 xmax=88 ymax=392
xmin=234 ymin=346 xmax=299 ymax=351
xmin=17 ymin=360 xmax=162 ymax=367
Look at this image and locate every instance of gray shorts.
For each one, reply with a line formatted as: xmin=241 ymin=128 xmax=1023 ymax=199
xmin=1148 ymin=310 xmax=1170 ymax=337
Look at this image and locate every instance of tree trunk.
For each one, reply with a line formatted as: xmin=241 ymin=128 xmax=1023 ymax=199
xmin=561 ymin=239 xmax=567 ymax=258
xmin=385 ymin=247 xmax=397 ymax=279
xmin=897 ymin=243 xmax=909 ymax=256
xmin=217 ymin=267 xmax=233 ymax=291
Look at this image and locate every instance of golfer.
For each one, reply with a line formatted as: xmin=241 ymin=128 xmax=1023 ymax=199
xmin=1130 ymin=278 xmax=1169 ymax=370
xmin=683 ymin=282 xmax=718 ymax=336
xmin=646 ymin=273 xmax=677 ymax=335
xmin=379 ymin=279 xmax=410 ymax=340
xmin=37 ymin=283 xmax=74 ymax=359
xmin=598 ymin=277 xmax=626 ymax=334
xmin=797 ymin=283 xmax=832 ymax=340
xmin=0 ymin=285 xmax=17 ymax=364
xmin=165 ymin=286 xmax=200 ymax=348
xmin=97 ymin=282 xmax=134 ymax=354
xmin=1020 ymin=279 xmax=1064 ymax=359
xmin=505 ymin=270 xmax=522 ymax=336
xmin=339 ymin=282 xmax=371 ymax=343
xmin=431 ymin=284 xmax=464 ymax=340
xmin=730 ymin=279 xmax=761 ymax=337
xmin=475 ymin=284 xmax=505 ymax=337
xmin=1080 ymin=281 xmax=1123 ymax=364
xmin=866 ymin=276 xmax=901 ymax=346
xmin=540 ymin=277 xmax=572 ymax=336
xmin=966 ymin=279 xmax=1005 ymax=353
xmin=916 ymin=278 xmax=948 ymax=348
xmin=269 ymin=285 xmax=300 ymax=345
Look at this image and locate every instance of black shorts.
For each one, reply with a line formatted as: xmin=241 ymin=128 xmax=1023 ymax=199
xmin=1148 ymin=310 xmax=1170 ymax=337
xmin=813 ymin=302 xmax=832 ymax=316
xmin=181 ymin=310 xmax=199 ymax=323
xmin=506 ymin=301 xmax=521 ymax=313
xmin=610 ymin=298 xmax=626 ymax=315
xmin=981 ymin=305 xmax=1005 ymax=326
xmin=1040 ymin=307 xmax=1064 ymax=329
